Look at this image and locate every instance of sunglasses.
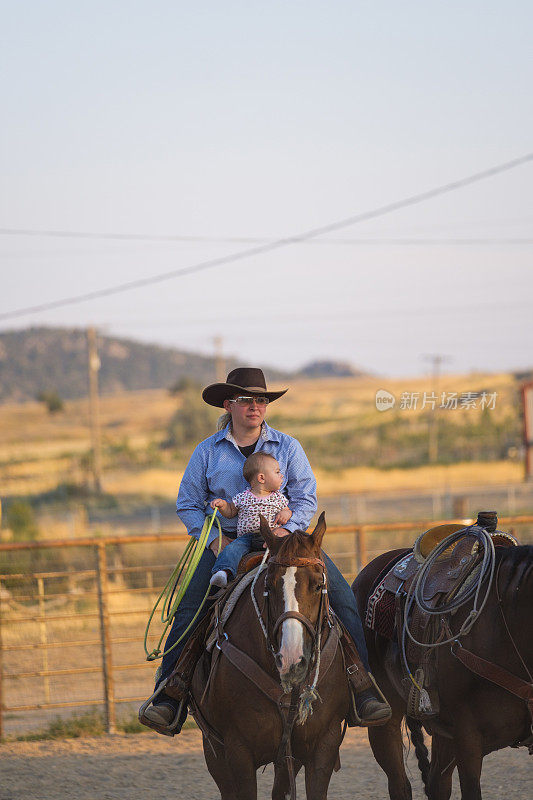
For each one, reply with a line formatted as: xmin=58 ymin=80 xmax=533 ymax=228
xmin=228 ymin=396 xmax=270 ymax=407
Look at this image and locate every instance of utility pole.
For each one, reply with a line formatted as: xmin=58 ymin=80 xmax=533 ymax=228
xmin=87 ymin=327 xmax=103 ymax=492
xmin=423 ymin=354 xmax=449 ymax=464
xmin=213 ymin=335 xmax=226 ymax=382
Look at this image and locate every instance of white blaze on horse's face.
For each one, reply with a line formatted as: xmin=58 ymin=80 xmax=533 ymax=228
xmin=278 ymin=566 xmax=304 ymax=676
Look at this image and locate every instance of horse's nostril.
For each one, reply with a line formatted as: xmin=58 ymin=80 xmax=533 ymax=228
xmin=275 ymin=653 xmax=283 ymax=670
xmin=298 ymin=656 xmax=307 ymax=669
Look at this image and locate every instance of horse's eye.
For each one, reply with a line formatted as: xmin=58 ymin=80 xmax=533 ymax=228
xmin=314 ymin=582 xmax=322 ymax=593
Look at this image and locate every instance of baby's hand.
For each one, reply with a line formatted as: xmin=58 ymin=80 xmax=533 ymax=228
xmin=274 ymin=507 xmax=292 ymax=526
xmin=211 ymin=498 xmax=228 ymax=512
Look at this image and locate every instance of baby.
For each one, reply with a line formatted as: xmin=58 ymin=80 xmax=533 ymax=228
xmin=209 ymin=452 xmax=292 ymax=588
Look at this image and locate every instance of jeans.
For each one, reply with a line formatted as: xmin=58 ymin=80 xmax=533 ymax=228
xmin=156 ymin=545 xmax=369 ymax=690
xmin=158 ymin=548 xmax=217 ymax=686
xmin=211 ymin=532 xmax=258 ymax=579
xmin=321 ymin=551 xmax=369 ymax=670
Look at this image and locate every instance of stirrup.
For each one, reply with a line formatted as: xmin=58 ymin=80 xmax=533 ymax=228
xmin=346 ymin=686 xmax=362 ymax=727
xmin=346 ymin=673 xmax=391 ymax=728
xmin=138 ymin=679 xmax=187 ymax=737
xmin=367 ymin=671 xmax=389 ymax=704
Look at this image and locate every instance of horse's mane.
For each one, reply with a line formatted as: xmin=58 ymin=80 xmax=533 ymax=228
xmin=496 ymin=544 xmax=533 ymax=602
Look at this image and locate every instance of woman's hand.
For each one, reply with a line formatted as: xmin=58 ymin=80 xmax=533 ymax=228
xmin=211 ymin=498 xmax=229 ymax=513
xmin=210 ymin=498 xmax=237 ymax=519
xmin=209 ymin=534 xmax=233 ymax=555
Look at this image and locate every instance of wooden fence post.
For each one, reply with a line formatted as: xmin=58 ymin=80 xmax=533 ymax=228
xmin=37 ymin=577 xmax=50 ymax=704
xmin=355 ymin=526 xmax=368 ymax=572
xmin=96 ymin=542 xmax=116 ymax=734
xmin=353 ymin=527 xmax=361 ymax=574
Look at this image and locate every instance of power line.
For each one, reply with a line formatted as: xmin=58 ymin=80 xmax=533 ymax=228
xmin=1 ymin=234 xmax=533 ymax=248
xmin=1 ymin=150 xmax=532 ymax=322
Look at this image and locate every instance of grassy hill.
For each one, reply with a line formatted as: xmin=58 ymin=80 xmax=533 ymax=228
xmin=0 ymin=327 xmax=368 ymax=403
xmin=0 ymin=327 xmax=289 ymax=402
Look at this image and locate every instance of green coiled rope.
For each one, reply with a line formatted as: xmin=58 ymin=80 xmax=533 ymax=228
xmin=144 ymin=509 xmax=222 ymax=661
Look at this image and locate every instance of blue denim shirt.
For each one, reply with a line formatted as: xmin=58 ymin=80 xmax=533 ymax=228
xmin=176 ymin=422 xmax=317 ymax=547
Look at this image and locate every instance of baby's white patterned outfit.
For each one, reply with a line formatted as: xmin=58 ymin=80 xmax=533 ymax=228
xmin=210 ymin=488 xmax=290 ymax=579
xmin=232 ymin=489 xmax=289 ymax=536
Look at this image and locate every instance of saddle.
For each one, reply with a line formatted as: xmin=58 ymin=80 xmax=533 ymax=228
xmin=366 ymin=515 xmax=519 ymax=718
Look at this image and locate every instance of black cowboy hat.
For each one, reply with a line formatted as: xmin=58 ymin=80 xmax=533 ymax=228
xmin=202 ymin=367 xmax=288 ymax=408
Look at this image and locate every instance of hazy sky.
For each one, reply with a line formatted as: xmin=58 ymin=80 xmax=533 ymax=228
xmin=1 ymin=1 xmax=532 ymax=377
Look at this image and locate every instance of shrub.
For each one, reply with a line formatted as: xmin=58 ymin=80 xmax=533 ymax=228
xmin=5 ymin=500 xmax=39 ymax=541
xmin=165 ymin=389 xmax=216 ymax=448
xmin=36 ymin=390 xmax=64 ymax=413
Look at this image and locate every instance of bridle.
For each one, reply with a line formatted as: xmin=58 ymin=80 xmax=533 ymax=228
xmin=255 ymin=553 xmax=332 ymax=678
xmin=254 ymin=551 xmax=337 ymax=800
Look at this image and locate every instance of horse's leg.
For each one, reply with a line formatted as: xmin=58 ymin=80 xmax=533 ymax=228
xmin=368 ymin=712 xmax=412 ymax=800
xmin=302 ymin=724 xmax=344 ymax=800
xmin=426 ymin=734 xmax=455 ymax=800
xmin=223 ymin=736 xmax=258 ymax=800
xmin=203 ymin=737 xmax=237 ymax=800
xmin=271 ymin=759 xmax=302 ymax=800
xmin=453 ymin=719 xmax=483 ymax=800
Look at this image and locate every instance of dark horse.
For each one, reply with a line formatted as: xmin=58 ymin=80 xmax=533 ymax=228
xmin=189 ymin=513 xmax=349 ymax=800
xmin=353 ymin=543 xmax=533 ymax=800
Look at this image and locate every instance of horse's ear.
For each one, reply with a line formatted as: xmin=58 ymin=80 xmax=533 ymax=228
xmin=310 ymin=511 xmax=326 ymax=551
xmin=259 ymin=514 xmax=282 ymax=553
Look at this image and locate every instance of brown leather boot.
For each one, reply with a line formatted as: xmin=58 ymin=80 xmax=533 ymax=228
xmin=339 ymin=627 xmax=391 ymax=727
xmin=353 ymin=687 xmax=392 ymax=726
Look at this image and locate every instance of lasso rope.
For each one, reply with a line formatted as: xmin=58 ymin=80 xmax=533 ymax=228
xmin=400 ymin=524 xmax=496 ymax=699
xmin=144 ymin=509 xmax=222 ymax=661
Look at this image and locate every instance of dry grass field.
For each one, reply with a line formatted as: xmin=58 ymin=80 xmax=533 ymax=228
xmin=0 ymin=370 xmax=522 ymax=508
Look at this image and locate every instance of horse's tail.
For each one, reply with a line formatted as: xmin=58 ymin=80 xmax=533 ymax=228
xmin=406 ymin=716 xmax=430 ymax=798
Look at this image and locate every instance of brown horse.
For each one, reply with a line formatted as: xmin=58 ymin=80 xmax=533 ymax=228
xmin=188 ymin=513 xmax=349 ymax=800
xmin=352 ymin=543 xmax=533 ymax=800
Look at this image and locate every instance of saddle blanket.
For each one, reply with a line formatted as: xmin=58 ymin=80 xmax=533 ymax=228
xmin=365 ymin=553 xmax=412 ymax=640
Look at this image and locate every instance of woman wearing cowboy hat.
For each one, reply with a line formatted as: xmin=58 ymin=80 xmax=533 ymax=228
xmin=142 ymin=367 xmax=390 ymax=732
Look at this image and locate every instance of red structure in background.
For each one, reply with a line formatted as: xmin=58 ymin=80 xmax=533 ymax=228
xmin=522 ymin=382 xmax=533 ymax=481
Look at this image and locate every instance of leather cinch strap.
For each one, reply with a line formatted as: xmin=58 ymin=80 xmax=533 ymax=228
xmin=452 ymin=641 xmax=533 ymax=716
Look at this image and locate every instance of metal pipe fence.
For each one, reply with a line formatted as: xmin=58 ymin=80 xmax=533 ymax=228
xmin=1 ymin=515 xmax=532 ymax=739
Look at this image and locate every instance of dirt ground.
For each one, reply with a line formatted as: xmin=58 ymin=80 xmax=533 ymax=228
xmin=1 ymin=728 xmax=530 ymax=800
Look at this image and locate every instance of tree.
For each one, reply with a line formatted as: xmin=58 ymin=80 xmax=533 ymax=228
xmin=168 ymin=377 xmax=201 ymax=396
xmin=5 ymin=500 xmax=39 ymax=541
xmin=166 ymin=389 xmax=215 ymax=448
xmin=36 ymin=390 xmax=64 ymax=414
